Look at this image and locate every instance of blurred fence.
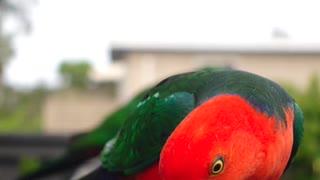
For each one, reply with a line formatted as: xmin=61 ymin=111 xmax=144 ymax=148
xmin=0 ymin=134 xmax=69 ymax=179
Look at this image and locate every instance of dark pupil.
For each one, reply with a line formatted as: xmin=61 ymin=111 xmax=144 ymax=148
xmin=213 ymin=164 xmax=222 ymax=172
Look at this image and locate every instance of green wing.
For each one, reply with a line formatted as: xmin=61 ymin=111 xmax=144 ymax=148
xmin=102 ymin=90 xmax=195 ymax=174
xmin=101 ymin=71 xmax=203 ymax=174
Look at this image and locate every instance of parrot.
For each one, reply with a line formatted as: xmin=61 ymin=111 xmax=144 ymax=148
xmin=17 ymin=88 xmax=149 ymax=180
xmin=79 ymin=68 xmax=304 ymax=180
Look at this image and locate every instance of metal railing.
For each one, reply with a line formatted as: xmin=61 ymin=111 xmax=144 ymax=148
xmin=0 ymin=134 xmax=70 ymax=179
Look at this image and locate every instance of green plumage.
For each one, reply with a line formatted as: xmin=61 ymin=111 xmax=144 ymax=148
xmin=101 ymin=69 xmax=304 ymax=175
xmin=286 ymin=103 xmax=304 ymax=170
xmin=18 ymin=89 xmax=149 ymax=180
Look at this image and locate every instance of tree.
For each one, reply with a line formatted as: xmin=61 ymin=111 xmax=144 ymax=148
xmin=0 ymin=0 xmax=34 ymax=88
xmin=59 ymin=61 xmax=92 ymax=89
xmin=0 ymin=32 xmax=13 ymax=85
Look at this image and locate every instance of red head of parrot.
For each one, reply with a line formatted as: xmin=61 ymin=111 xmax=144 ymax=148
xmin=159 ymin=94 xmax=294 ymax=180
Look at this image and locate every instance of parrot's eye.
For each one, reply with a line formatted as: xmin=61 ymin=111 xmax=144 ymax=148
xmin=210 ymin=157 xmax=224 ymax=175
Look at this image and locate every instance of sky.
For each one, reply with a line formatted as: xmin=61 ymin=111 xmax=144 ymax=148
xmin=4 ymin=0 xmax=320 ymax=88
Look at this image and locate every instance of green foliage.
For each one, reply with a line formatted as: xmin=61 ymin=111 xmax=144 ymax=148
xmin=19 ymin=156 xmax=41 ymax=175
xmin=282 ymin=75 xmax=320 ymax=179
xmin=58 ymin=61 xmax=92 ymax=89
xmin=0 ymin=86 xmax=47 ymax=133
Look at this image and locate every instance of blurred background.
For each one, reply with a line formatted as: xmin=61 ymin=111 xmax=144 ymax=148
xmin=0 ymin=0 xmax=320 ymax=179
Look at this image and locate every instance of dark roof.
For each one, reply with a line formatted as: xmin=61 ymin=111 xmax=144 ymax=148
xmin=110 ymin=43 xmax=320 ymax=59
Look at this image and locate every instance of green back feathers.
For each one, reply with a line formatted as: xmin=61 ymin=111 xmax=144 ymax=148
xmin=285 ymin=103 xmax=304 ymax=171
xmin=101 ymin=68 xmax=304 ymax=175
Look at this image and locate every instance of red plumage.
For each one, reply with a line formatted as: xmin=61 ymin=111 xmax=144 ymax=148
xmin=159 ymin=95 xmax=294 ymax=180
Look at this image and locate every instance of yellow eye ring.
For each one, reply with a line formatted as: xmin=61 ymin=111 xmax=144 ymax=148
xmin=211 ymin=157 xmax=224 ymax=175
